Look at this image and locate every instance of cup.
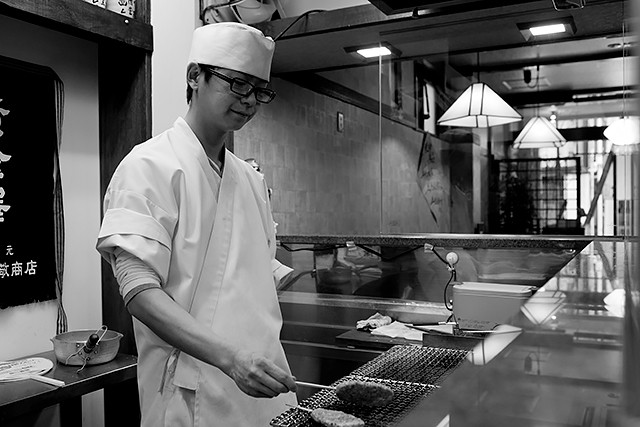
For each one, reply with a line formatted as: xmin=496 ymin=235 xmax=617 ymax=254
xmin=84 ymin=0 xmax=106 ymax=8
xmin=106 ymin=0 xmax=136 ymax=18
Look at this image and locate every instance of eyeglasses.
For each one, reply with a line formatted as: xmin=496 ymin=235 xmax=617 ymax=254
xmin=199 ymin=65 xmax=276 ymax=104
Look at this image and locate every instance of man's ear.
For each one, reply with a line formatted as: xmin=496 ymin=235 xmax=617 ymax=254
xmin=186 ymin=63 xmax=200 ymax=91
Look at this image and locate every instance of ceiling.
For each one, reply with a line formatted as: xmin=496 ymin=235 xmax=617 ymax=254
xmin=256 ymin=0 xmax=637 ymax=117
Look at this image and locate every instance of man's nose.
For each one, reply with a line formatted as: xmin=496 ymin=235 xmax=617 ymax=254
xmin=240 ymin=90 xmax=258 ymax=106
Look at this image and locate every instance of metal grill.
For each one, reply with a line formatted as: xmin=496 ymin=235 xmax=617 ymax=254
xmin=351 ymin=345 xmax=469 ymax=386
xmin=270 ymin=375 xmax=435 ymax=427
xmin=271 ymin=345 xmax=469 ymax=427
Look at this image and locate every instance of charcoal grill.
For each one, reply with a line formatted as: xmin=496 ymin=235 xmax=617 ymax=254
xmin=351 ymin=345 xmax=469 ymax=386
xmin=271 ymin=375 xmax=435 ymax=427
xmin=271 ymin=345 xmax=469 ymax=427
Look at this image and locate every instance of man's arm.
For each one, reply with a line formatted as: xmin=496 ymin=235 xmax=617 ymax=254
xmin=127 ymin=288 xmax=297 ymax=398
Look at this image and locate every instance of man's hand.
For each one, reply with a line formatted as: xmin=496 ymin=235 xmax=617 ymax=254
xmin=228 ymin=349 xmax=297 ymax=398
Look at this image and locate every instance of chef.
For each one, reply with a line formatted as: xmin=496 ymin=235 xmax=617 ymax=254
xmin=96 ymin=22 xmax=297 ymax=426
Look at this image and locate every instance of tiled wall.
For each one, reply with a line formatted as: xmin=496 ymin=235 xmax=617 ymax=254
xmin=235 ymin=78 xmax=473 ymax=235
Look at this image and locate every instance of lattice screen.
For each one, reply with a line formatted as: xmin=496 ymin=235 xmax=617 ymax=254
xmin=492 ymin=157 xmax=581 ymax=234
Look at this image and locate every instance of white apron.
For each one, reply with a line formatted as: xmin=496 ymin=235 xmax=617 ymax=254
xmin=97 ymin=118 xmax=296 ymax=427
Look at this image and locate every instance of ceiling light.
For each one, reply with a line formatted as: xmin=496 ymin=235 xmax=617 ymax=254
xmin=603 ymin=116 xmax=640 ymax=146
xmin=437 ymin=82 xmax=522 ymax=128
xmin=513 ymin=116 xmax=567 ymax=149
xmin=356 ymin=46 xmax=392 ymax=58
xmin=344 ymin=43 xmax=401 ymax=60
xmin=530 ymin=23 xmax=566 ymax=36
xmin=517 ymin=17 xmax=576 ymax=41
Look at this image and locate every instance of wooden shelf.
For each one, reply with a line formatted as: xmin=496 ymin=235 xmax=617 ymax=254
xmin=0 ymin=0 xmax=152 ymax=51
xmin=0 ymin=351 xmax=137 ymax=426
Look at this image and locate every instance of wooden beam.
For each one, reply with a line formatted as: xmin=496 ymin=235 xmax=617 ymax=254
xmin=0 ymin=0 xmax=153 ymax=51
xmin=510 ymin=126 xmax=608 ymax=142
xmin=503 ymin=88 xmax=634 ymax=108
xmin=282 ymin=71 xmax=422 ymax=131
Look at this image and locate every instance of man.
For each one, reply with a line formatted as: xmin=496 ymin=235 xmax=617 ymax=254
xmin=97 ymin=22 xmax=297 ymax=426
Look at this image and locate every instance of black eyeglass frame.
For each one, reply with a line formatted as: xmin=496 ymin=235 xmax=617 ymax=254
xmin=199 ymin=64 xmax=276 ymax=104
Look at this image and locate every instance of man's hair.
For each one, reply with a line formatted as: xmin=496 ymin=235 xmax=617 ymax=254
xmin=186 ymin=66 xmax=213 ymax=103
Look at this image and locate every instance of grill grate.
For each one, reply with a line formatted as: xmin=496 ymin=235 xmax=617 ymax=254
xmin=351 ymin=345 xmax=469 ymax=386
xmin=271 ymin=345 xmax=470 ymax=427
xmin=270 ymin=375 xmax=436 ymax=427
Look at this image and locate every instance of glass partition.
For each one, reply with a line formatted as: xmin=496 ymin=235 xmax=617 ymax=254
xmin=276 ymin=237 xmax=589 ymax=306
xmin=239 ymin=2 xmax=637 ymax=238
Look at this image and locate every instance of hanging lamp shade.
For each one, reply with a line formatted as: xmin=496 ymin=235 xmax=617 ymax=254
xmin=603 ymin=116 xmax=640 ymax=146
xmin=513 ymin=116 xmax=566 ymax=149
xmin=437 ymin=82 xmax=522 ymax=128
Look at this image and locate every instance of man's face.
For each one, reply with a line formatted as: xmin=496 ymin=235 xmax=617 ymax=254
xmin=194 ymin=67 xmax=268 ymax=132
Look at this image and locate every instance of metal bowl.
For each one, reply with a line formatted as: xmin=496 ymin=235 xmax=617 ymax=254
xmin=51 ymin=328 xmax=123 ymax=366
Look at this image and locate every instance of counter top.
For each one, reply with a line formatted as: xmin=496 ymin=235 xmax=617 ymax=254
xmin=0 ymin=351 xmax=137 ymax=424
xmin=394 ymin=239 xmax=640 ymax=427
xmin=277 ymin=233 xmax=597 ymax=250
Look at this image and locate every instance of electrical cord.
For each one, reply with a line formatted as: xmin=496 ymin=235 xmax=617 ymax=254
xmin=273 ymin=9 xmax=325 ymax=41
xmin=200 ymin=0 xmax=247 ymax=21
xmin=430 ymin=247 xmax=449 ymax=266
xmin=443 ymin=269 xmax=456 ymax=311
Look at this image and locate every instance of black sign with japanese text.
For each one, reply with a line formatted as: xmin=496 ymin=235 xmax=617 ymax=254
xmin=0 ymin=56 xmax=59 ymax=309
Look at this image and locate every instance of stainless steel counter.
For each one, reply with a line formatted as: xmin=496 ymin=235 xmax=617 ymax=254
xmin=275 ymin=236 xmax=639 ymax=426
xmin=395 ymin=239 xmax=640 ymax=427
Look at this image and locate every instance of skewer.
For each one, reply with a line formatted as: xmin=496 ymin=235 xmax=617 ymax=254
xmin=286 ymin=403 xmax=312 ymax=413
xmin=295 ymin=380 xmax=335 ymax=390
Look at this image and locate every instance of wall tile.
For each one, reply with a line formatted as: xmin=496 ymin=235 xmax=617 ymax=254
xmin=234 ymin=78 xmax=470 ymax=235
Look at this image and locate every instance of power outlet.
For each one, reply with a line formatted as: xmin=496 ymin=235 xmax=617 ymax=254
xmin=337 ymin=112 xmax=344 ymax=133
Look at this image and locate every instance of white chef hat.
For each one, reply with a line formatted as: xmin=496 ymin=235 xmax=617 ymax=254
xmin=187 ymin=22 xmax=275 ymax=81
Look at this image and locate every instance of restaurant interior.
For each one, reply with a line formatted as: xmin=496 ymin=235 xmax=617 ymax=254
xmin=0 ymin=1 xmax=638 ymax=427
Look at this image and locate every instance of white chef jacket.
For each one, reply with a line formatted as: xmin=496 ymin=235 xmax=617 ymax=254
xmin=97 ymin=117 xmax=296 ymax=427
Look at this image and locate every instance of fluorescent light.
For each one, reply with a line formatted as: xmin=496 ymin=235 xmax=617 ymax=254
xmin=529 ymin=23 xmax=566 ymax=36
xmin=356 ymin=46 xmax=392 ymax=58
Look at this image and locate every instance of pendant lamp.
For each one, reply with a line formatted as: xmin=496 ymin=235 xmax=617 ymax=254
xmin=437 ymin=82 xmax=522 ymax=128
xmin=513 ymin=64 xmax=566 ymax=149
xmin=513 ymin=116 xmax=566 ymax=149
xmin=437 ymin=51 xmax=522 ymax=128
xmin=603 ymin=15 xmax=638 ymax=146
xmin=604 ymin=116 xmax=640 ymax=146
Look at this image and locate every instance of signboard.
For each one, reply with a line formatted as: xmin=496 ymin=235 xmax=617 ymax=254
xmin=0 ymin=56 xmax=62 ymax=309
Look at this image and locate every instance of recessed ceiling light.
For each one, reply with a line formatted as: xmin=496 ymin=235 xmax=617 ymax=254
xmin=345 ymin=43 xmax=401 ymax=60
xmin=529 ymin=23 xmax=567 ymax=36
xmin=356 ymin=46 xmax=392 ymax=58
xmin=517 ymin=17 xmax=576 ymax=41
